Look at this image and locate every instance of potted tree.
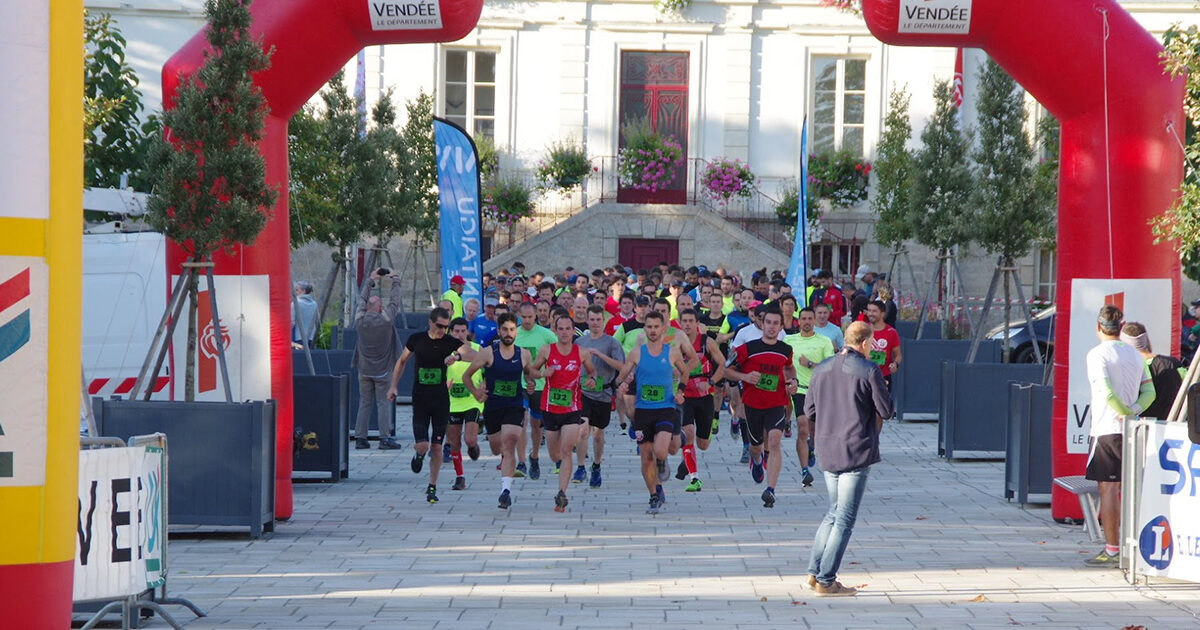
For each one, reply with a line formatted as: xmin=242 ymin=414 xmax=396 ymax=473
xmin=535 ymin=138 xmax=592 ymax=194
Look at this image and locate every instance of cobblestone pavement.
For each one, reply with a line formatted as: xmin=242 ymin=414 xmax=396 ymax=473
xmin=149 ymin=410 xmax=1199 ymax=629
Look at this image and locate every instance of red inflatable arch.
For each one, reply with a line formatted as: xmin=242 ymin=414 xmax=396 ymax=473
xmin=861 ymin=0 xmax=1184 ymax=519
xmin=163 ymin=0 xmax=483 ymax=518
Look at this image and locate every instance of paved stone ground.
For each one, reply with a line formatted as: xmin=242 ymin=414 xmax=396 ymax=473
xmin=137 ymin=411 xmax=1200 ymax=629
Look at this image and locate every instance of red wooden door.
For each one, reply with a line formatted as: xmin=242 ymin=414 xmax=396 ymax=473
xmin=619 ymin=238 xmax=679 ymax=272
xmin=617 ymin=51 xmax=688 ymax=205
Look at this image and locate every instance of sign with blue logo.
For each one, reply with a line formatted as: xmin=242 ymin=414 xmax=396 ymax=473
xmin=0 ymin=258 xmax=47 ymax=486
xmin=1137 ymin=422 xmax=1200 ymax=582
xmin=434 ymin=118 xmax=483 ymax=304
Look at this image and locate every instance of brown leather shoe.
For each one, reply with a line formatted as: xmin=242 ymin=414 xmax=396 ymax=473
xmin=805 ymin=574 xmax=818 ymax=589
xmin=814 ymin=580 xmax=858 ymax=597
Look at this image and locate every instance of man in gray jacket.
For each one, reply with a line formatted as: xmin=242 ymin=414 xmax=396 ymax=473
xmin=354 ymin=268 xmax=403 ymax=450
xmin=803 ymin=321 xmax=893 ymax=597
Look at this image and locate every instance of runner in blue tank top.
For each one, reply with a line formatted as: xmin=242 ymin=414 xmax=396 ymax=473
xmin=463 ymin=313 xmax=539 ymax=509
xmin=616 ymin=311 xmax=689 ymax=515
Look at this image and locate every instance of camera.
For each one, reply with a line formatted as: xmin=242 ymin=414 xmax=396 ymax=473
xmin=377 ymin=268 xmax=391 ymax=277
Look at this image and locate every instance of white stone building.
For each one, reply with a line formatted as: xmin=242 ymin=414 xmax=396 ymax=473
xmin=88 ymin=0 xmax=1199 ymax=313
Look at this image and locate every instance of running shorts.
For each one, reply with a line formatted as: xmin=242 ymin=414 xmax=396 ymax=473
xmin=581 ymin=397 xmax=612 ymax=430
xmin=1085 ymin=434 xmax=1122 ymax=482
xmin=541 ymin=410 xmax=584 ymax=432
xmin=680 ymin=396 xmax=715 ymax=441
xmin=483 ymin=407 xmax=525 ymax=436
xmin=633 ymin=407 xmax=680 ymax=444
xmin=744 ymin=406 xmax=787 ymax=446
xmin=412 ymin=396 xmax=450 ymax=445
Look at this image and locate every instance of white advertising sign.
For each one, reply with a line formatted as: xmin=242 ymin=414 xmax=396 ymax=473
xmin=170 ymin=275 xmax=271 ymax=402
xmin=0 ymin=258 xmax=48 ymax=486
xmin=898 ymin=0 xmax=973 ymax=35
xmin=1067 ymin=279 xmax=1172 ymax=453
xmin=367 ymin=0 xmax=443 ymax=30
xmin=74 ymin=444 xmax=167 ymax=601
xmin=1136 ymin=422 xmax=1200 ymax=583
xmin=0 ymin=4 xmax=49 ymax=220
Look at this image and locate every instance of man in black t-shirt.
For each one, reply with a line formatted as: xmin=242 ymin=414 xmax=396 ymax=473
xmin=1121 ymin=322 xmax=1184 ymax=420
xmin=389 ymin=307 xmax=469 ymax=504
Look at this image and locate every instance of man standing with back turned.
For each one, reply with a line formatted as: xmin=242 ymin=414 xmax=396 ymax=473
xmin=1083 ymin=305 xmax=1155 ymax=567
xmin=353 ymin=268 xmax=402 ymax=450
xmin=804 ymin=321 xmax=893 ymax=596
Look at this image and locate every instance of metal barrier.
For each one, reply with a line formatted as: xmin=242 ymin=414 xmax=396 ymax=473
xmin=74 ymin=433 xmax=205 ymax=629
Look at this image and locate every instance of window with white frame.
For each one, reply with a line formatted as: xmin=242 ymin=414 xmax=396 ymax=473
xmin=442 ymin=49 xmax=496 ymax=139
xmin=1033 ymin=248 xmax=1056 ymax=303
xmin=811 ymin=57 xmax=867 ymax=157
xmin=810 ymin=241 xmax=861 ymax=284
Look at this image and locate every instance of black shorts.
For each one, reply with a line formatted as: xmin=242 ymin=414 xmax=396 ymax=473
xmin=633 ymin=407 xmax=680 ymax=444
xmin=412 ymin=396 xmax=450 ymax=445
xmin=791 ymin=393 xmax=807 ymax=417
xmin=448 ymin=408 xmax=481 ymax=425
xmin=744 ymin=406 xmax=787 ymax=446
xmin=680 ymin=396 xmax=715 ymax=440
xmin=581 ymin=397 xmax=612 ymax=430
xmin=483 ymin=407 xmax=525 ymax=436
xmin=527 ymin=389 xmax=544 ymax=421
xmin=1085 ymin=434 xmax=1123 ymax=482
xmin=542 ymin=410 xmax=584 ymax=432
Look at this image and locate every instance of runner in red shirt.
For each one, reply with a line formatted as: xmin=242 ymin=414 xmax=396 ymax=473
xmin=725 ymin=304 xmax=798 ymax=508
xmin=816 ymin=270 xmax=846 ymax=324
xmin=605 ymin=291 xmax=635 ymax=336
xmin=529 ymin=315 xmax=599 ymax=512
xmin=865 ymin=300 xmax=902 ymax=392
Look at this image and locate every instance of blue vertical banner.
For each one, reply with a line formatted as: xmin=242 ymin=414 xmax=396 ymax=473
xmin=434 ymin=118 xmax=483 ymax=303
xmin=787 ymin=116 xmax=810 ymax=307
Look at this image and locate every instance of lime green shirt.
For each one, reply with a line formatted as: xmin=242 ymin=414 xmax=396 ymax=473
xmin=784 ymin=331 xmax=835 ymax=393
xmin=446 ymin=341 xmax=483 ymax=413
xmin=442 ymin=288 xmax=463 ymax=320
xmin=516 ymin=324 xmax=556 ymax=389
xmin=722 ymin=295 xmax=734 ymax=315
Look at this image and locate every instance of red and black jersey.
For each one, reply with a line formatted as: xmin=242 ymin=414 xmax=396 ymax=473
xmin=732 ymin=338 xmax=793 ymax=409
xmin=542 ymin=343 xmax=583 ymax=413
xmin=684 ymin=333 xmax=714 ymax=399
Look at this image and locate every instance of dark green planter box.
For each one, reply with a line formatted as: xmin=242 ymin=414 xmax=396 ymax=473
xmin=938 ymin=362 xmax=1046 ymax=459
xmin=293 ymin=374 xmax=350 ymax=482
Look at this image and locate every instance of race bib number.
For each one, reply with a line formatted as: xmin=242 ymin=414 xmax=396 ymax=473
xmin=869 ymin=350 xmax=886 ymax=365
xmin=689 ymin=362 xmax=703 ymax=377
xmin=548 ymin=387 xmax=573 ymax=408
xmin=756 ymin=373 xmax=779 ymax=392
xmin=450 ymin=382 xmax=470 ymax=398
xmin=418 ymin=367 xmax=442 ymax=385
xmin=640 ymin=384 xmax=667 ymax=402
xmin=494 ymin=380 xmax=519 ymax=397
xmin=583 ymin=376 xmax=604 ymax=392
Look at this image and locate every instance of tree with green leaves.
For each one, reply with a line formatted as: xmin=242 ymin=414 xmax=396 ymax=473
xmin=871 ymin=86 xmax=916 ymax=295
xmin=968 ymin=59 xmax=1055 ymax=361
xmin=288 ymin=72 xmax=409 ymax=325
xmin=397 ymin=91 xmax=440 ymax=246
xmin=84 ymin=11 xmax=159 ymax=190
xmin=143 ymin=0 xmax=275 ymax=400
xmin=909 ymin=79 xmax=974 ymax=337
xmin=1153 ymin=13 xmax=1200 ymax=282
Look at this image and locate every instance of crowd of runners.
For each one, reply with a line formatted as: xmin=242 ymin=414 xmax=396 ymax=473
xmin=378 ymin=261 xmax=901 ymax=516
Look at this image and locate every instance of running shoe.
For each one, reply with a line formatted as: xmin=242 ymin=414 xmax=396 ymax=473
xmin=801 ymin=467 xmax=814 ymax=488
xmin=712 ymin=416 xmax=720 ymax=436
xmin=656 ymin=459 xmax=669 ymax=482
xmin=750 ymin=458 xmax=764 ymax=484
xmin=739 ymin=445 xmax=750 ymax=464
xmin=808 ymin=437 xmax=815 ymax=468
xmin=554 ymin=490 xmax=569 ymax=513
xmin=656 ymin=484 xmax=667 ymax=505
xmin=452 ymin=476 xmax=467 ymax=491
xmin=467 ymin=445 xmax=481 ymax=461
xmin=411 ymin=453 xmax=425 ymax=474
xmin=646 ymin=495 xmax=662 ymax=515
xmin=761 ymin=488 xmax=775 ymax=508
xmin=572 ymin=466 xmax=586 ymax=484
xmin=1083 ymin=550 xmax=1121 ymax=568
xmin=685 ymin=478 xmax=703 ymax=492
xmin=442 ymin=443 xmax=451 ymax=460
xmin=589 ymin=465 xmax=602 ymax=488
xmin=784 ymin=422 xmax=793 ymax=439
xmin=730 ymin=417 xmax=740 ymax=437
xmin=675 ymin=461 xmax=689 ymax=480
xmin=619 ymin=419 xmax=628 ymax=430
xmin=528 ymin=458 xmax=541 ymax=480
xmin=628 ymin=425 xmax=637 ymax=441
xmin=498 ymin=489 xmax=512 ymax=509
xmin=514 ymin=462 xmax=527 ymax=478
xmin=553 ymin=460 xmax=562 ymax=475
xmin=426 ymin=484 xmax=439 ymax=504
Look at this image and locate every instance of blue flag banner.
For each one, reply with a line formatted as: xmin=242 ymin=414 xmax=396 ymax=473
xmin=434 ymin=118 xmax=483 ymax=303
xmin=787 ymin=117 xmax=810 ymax=307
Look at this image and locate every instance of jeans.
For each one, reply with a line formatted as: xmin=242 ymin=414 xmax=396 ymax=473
xmin=807 ymin=466 xmax=871 ymax=585
xmin=355 ymin=374 xmax=394 ymax=440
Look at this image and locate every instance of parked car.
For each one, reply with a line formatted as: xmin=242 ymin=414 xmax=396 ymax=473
xmin=985 ymin=305 xmax=1055 ymax=363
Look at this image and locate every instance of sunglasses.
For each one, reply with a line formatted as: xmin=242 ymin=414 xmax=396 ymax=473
xmin=432 ymin=322 xmax=449 ymax=330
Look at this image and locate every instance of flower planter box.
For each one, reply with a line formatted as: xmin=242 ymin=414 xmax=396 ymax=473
xmin=292 ymin=374 xmax=350 ymax=482
xmin=1005 ymin=382 xmax=1053 ymax=504
xmin=893 ymin=339 xmax=1000 ymax=420
xmin=93 ymin=399 xmax=276 ymax=538
xmin=938 ymin=362 xmax=1046 ymax=459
